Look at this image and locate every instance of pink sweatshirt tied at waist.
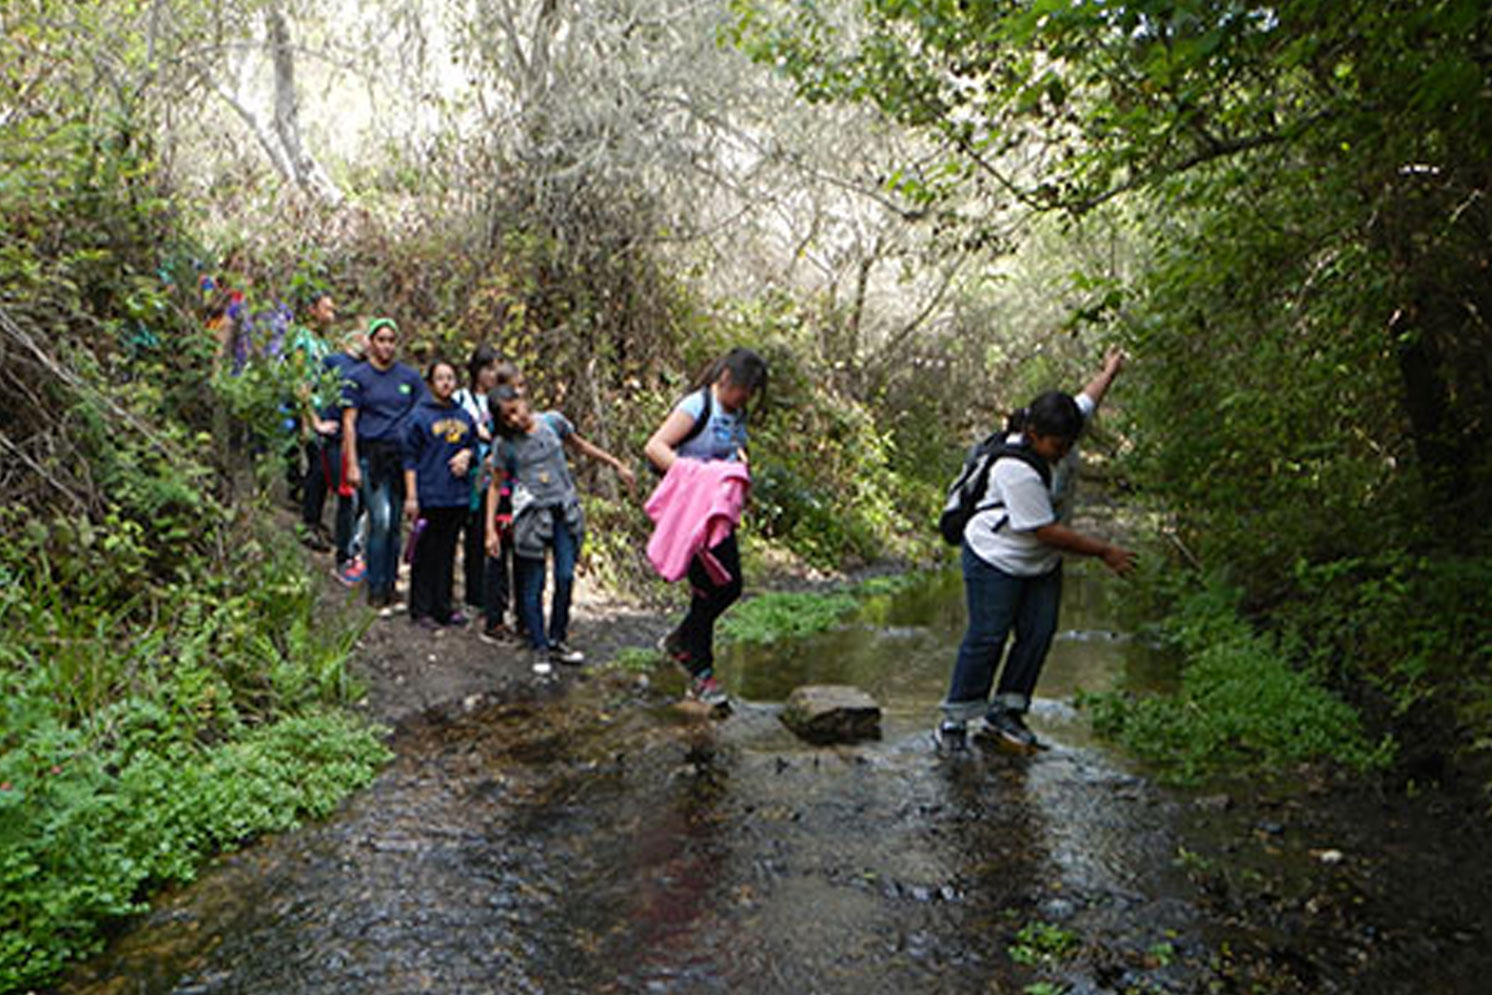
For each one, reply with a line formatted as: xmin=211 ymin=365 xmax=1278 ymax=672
xmin=644 ymin=458 xmax=751 ymax=584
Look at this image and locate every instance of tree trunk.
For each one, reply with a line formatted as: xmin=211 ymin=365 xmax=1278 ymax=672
xmin=265 ymin=5 xmax=342 ymax=206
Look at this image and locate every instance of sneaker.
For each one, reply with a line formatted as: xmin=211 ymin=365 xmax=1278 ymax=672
xmin=933 ymin=721 xmax=969 ymax=754
xmin=531 ymin=651 xmax=555 ymax=677
xmin=443 ymin=611 xmax=470 ymax=628
xmin=687 ymin=672 xmax=730 ymax=709
xmin=412 ymin=615 xmax=441 ymax=632
xmin=334 ymin=558 xmax=365 ymax=588
xmin=976 ymin=709 xmax=1041 ymax=751
xmin=549 ymin=642 xmax=585 ymax=666
xmin=479 ymin=622 xmax=516 ymax=645
xmin=300 ymin=525 xmax=332 ymax=553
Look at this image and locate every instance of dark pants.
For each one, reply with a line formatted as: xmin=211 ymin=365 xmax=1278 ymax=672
xmin=301 ymin=436 xmax=335 ymax=523
xmin=676 ymin=532 xmax=742 ymax=677
xmin=515 ymin=510 xmax=579 ymax=651
xmin=305 ymin=436 xmax=360 ymax=565
xmin=483 ymin=532 xmax=518 ymax=628
xmin=460 ymin=504 xmax=487 ymax=609
xmin=941 ymin=543 xmax=1062 ymax=724
xmin=409 ymin=506 xmax=465 ymax=622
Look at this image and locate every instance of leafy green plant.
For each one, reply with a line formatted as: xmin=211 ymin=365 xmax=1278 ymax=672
xmin=0 ymin=710 xmax=389 ymax=992
xmin=1010 ymin=920 xmax=1080 ymax=967
xmin=0 ymin=504 xmax=386 ymax=990
xmin=1082 ymin=579 xmax=1394 ymax=784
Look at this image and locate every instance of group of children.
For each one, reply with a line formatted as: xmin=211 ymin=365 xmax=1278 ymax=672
xmin=286 ymin=288 xmax=1137 ymax=742
xmin=288 ymin=298 xmax=766 ymax=696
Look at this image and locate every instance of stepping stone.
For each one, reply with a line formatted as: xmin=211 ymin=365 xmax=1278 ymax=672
xmin=780 ymin=685 xmax=881 ymax=745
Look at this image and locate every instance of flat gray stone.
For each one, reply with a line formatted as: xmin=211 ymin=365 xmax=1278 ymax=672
xmin=780 ymin=685 xmax=882 ymax=745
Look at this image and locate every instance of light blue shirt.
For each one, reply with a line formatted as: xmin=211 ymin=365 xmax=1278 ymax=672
xmin=674 ymin=388 xmax=748 ymax=462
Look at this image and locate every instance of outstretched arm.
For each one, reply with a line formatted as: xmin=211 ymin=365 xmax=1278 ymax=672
xmin=1080 ymin=348 xmax=1126 ymax=408
xmin=567 ymin=432 xmax=636 ymax=492
xmin=1033 ymin=522 xmax=1137 ymax=576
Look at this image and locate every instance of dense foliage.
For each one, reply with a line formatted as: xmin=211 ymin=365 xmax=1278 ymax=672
xmin=733 ymin=0 xmax=1492 ymax=786
xmin=0 ymin=48 xmax=392 ymax=994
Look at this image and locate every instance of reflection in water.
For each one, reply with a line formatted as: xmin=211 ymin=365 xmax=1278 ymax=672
xmin=717 ymin=563 xmax=1169 ymax=741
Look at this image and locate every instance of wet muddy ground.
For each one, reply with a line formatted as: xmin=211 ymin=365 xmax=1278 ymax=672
xmin=55 ymin=560 xmax=1492 ymax=995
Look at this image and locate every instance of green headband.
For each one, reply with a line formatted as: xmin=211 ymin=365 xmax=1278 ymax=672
xmin=368 ymin=317 xmax=399 ymax=337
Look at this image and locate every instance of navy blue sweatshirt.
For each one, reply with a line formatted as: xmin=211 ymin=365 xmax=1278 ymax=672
xmin=343 ymin=360 xmax=426 ymax=442
xmin=402 ymin=398 xmax=478 ymax=508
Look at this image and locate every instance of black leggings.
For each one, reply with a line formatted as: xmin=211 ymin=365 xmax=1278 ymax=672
xmin=677 ymin=532 xmax=742 ymax=676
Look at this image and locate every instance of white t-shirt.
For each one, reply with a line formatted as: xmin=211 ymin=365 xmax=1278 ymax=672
xmin=964 ymin=393 xmax=1095 ymax=576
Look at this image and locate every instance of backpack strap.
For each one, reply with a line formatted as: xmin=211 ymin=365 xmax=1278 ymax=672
xmin=677 ymin=385 xmax=713 ymax=447
xmin=970 ymin=442 xmax=1054 ymax=519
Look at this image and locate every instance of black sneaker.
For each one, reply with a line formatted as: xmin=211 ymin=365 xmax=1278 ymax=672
xmin=549 ymin=642 xmax=585 ymax=666
xmin=687 ymin=672 xmax=730 ymax=711
xmin=933 ymin=721 xmax=969 ymax=754
xmin=299 ymin=524 xmax=332 ymax=552
xmin=976 ymin=709 xmax=1041 ymax=751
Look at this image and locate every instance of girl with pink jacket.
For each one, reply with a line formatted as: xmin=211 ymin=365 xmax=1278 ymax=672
xmin=644 ymin=348 xmax=769 ymax=710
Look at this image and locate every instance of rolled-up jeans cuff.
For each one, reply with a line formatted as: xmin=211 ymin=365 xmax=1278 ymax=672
xmin=940 ymin=699 xmax=987 ymax=724
xmin=992 ymin=692 xmax=1029 ymax=715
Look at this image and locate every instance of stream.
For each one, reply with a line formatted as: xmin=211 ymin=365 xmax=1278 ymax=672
xmin=56 ymin=566 xmax=1492 ymax=994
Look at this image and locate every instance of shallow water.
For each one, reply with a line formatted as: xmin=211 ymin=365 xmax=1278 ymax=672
xmin=56 ymin=565 xmax=1492 ymax=995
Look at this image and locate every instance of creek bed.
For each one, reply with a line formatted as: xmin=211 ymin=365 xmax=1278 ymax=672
xmin=58 ymin=565 xmax=1492 ymax=994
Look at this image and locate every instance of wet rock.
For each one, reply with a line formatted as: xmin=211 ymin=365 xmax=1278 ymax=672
xmin=779 ymin=685 xmax=882 ymax=745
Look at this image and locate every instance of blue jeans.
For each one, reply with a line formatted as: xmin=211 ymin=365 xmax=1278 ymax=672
xmin=515 ymin=509 xmax=579 ymax=650
xmin=941 ymin=543 xmax=1062 ymax=724
xmin=358 ymin=446 xmax=405 ymax=597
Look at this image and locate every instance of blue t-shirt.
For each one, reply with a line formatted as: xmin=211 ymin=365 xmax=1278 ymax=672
xmin=343 ymin=361 xmax=426 ymax=443
xmin=673 ymin=388 xmax=747 ymax=462
xmin=402 ymin=399 xmax=478 ymax=508
xmin=317 ymin=351 xmax=360 ymax=431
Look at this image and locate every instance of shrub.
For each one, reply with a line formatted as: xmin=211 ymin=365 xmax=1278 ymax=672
xmin=1082 ymin=578 xmax=1394 ymax=784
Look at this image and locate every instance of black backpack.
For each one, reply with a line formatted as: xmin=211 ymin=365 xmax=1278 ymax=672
xmin=937 ymin=435 xmax=1052 ymax=546
xmin=677 ymin=385 xmax=713 ymax=448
